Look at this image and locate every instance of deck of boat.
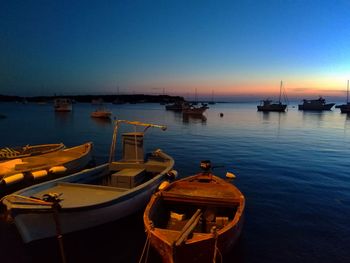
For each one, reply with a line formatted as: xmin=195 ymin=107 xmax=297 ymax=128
xmin=33 ymin=182 xmax=128 ymax=208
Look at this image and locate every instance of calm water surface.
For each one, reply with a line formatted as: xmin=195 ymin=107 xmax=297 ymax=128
xmin=0 ymin=102 xmax=349 ymax=263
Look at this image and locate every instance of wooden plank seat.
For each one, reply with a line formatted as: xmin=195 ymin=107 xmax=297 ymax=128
xmin=161 ymin=192 xmax=241 ymax=207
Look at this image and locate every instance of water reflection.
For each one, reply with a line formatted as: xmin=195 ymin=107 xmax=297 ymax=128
xmin=182 ymin=114 xmax=207 ymax=124
xmin=345 ymin=112 xmax=350 ymax=120
xmin=259 ymin=111 xmax=286 ymax=121
xmin=91 ymin=117 xmax=112 ymax=127
xmin=54 ymin=112 xmax=73 ymax=125
xmin=301 ymin=111 xmax=325 ymax=124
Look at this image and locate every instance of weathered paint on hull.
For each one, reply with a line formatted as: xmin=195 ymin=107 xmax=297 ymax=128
xmin=149 ymin=213 xmax=244 ymax=263
xmin=14 ymin=177 xmax=163 ymax=243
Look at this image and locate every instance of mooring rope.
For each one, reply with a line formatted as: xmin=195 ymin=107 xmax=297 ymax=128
xmin=138 ymin=232 xmax=151 ymax=263
xmin=212 ymin=226 xmax=223 ymax=263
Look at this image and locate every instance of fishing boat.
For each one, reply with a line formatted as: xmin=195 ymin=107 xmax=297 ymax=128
xmin=54 ymin=98 xmax=72 ymax=112
xmin=0 ymin=143 xmax=65 ymax=162
xmin=0 ymin=142 xmax=92 ymax=195
xmin=298 ymin=97 xmax=335 ymax=111
xmin=182 ymin=104 xmax=208 ymax=116
xmin=1 ymin=120 xmax=174 ymax=243
xmin=91 ymin=108 xmax=112 ymax=119
xmin=338 ymin=80 xmax=350 ymax=113
xmin=257 ymin=81 xmax=287 ymax=112
xmin=143 ymin=160 xmax=245 ymax=263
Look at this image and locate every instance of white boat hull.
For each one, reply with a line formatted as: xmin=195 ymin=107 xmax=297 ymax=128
xmin=15 ymin=184 xmax=157 ymax=242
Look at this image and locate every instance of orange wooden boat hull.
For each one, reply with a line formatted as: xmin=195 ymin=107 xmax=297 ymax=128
xmin=144 ymin=173 xmax=245 ymax=263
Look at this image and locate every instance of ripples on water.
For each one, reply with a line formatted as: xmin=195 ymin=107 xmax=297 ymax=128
xmin=0 ymin=102 xmax=349 ymax=263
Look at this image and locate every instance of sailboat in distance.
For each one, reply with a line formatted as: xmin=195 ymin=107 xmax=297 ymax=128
xmin=257 ymin=81 xmax=287 ymax=112
xmin=208 ymin=90 xmax=216 ymax=105
xmin=339 ymin=80 xmax=350 ymax=113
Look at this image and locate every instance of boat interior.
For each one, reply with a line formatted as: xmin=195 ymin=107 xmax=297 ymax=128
xmin=150 ymin=197 xmax=239 ymax=235
xmin=13 ymin=134 xmax=171 ymax=208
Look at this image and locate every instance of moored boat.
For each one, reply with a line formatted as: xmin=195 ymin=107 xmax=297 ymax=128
xmin=0 ymin=143 xmax=65 ymax=162
xmin=338 ymin=80 xmax=350 ymax=113
xmin=91 ymin=108 xmax=112 ymax=119
xmin=1 ymin=120 xmax=174 ymax=243
xmin=298 ymin=97 xmax=335 ymax=111
xmin=257 ymin=81 xmax=287 ymax=112
xmin=340 ymin=104 xmax=350 ymax=113
xmin=0 ymin=142 xmax=93 ymax=195
xmin=143 ymin=160 xmax=245 ymax=263
xmin=257 ymin=99 xmax=287 ymax=112
xmin=182 ymin=104 xmax=208 ymax=116
xmin=54 ymin=98 xmax=72 ymax=112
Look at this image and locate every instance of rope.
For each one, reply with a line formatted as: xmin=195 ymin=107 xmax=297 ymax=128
xmin=214 ymin=245 xmax=223 ymax=263
xmin=212 ymin=226 xmax=223 ymax=263
xmin=138 ymin=232 xmax=151 ymax=263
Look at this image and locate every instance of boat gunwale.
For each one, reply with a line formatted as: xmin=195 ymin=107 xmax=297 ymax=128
xmin=144 ymin=173 xmax=245 ymax=246
xmin=0 ymin=143 xmax=65 ymax=161
xmin=4 ymin=150 xmax=174 ymax=213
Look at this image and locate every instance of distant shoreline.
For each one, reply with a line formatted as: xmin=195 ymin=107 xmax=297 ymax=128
xmin=0 ymin=94 xmax=185 ymax=104
xmin=0 ymin=94 xmax=345 ymax=104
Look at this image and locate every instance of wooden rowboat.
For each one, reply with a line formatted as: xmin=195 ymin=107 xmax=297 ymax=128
xmin=90 ymin=108 xmax=112 ymax=119
xmin=143 ymin=161 xmax=245 ymax=263
xmin=0 ymin=143 xmax=65 ymax=162
xmin=0 ymin=142 xmax=93 ymax=195
xmin=1 ymin=120 xmax=174 ymax=243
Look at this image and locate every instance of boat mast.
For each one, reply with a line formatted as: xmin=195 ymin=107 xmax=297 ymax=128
xmin=279 ymin=80 xmax=283 ymax=103
xmin=347 ymin=80 xmax=349 ymax=104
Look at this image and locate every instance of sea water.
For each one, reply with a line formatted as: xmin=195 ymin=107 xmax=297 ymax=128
xmin=0 ymin=102 xmax=349 ymax=263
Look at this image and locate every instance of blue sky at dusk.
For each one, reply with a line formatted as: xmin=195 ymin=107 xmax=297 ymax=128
xmin=1 ymin=0 xmax=350 ymax=100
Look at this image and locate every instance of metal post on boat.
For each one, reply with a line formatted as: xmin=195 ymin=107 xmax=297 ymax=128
xmin=42 ymin=193 xmax=66 ymax=263
xmin=108 ymin=120 xmax=167 ymax=164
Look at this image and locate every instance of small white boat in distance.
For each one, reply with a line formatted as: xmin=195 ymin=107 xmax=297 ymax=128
xmin=54 ymin=98 xmax=72 ymax=112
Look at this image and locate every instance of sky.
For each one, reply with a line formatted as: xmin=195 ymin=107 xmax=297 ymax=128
xmin=1 ymin=0 xmax=350 ymax=101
